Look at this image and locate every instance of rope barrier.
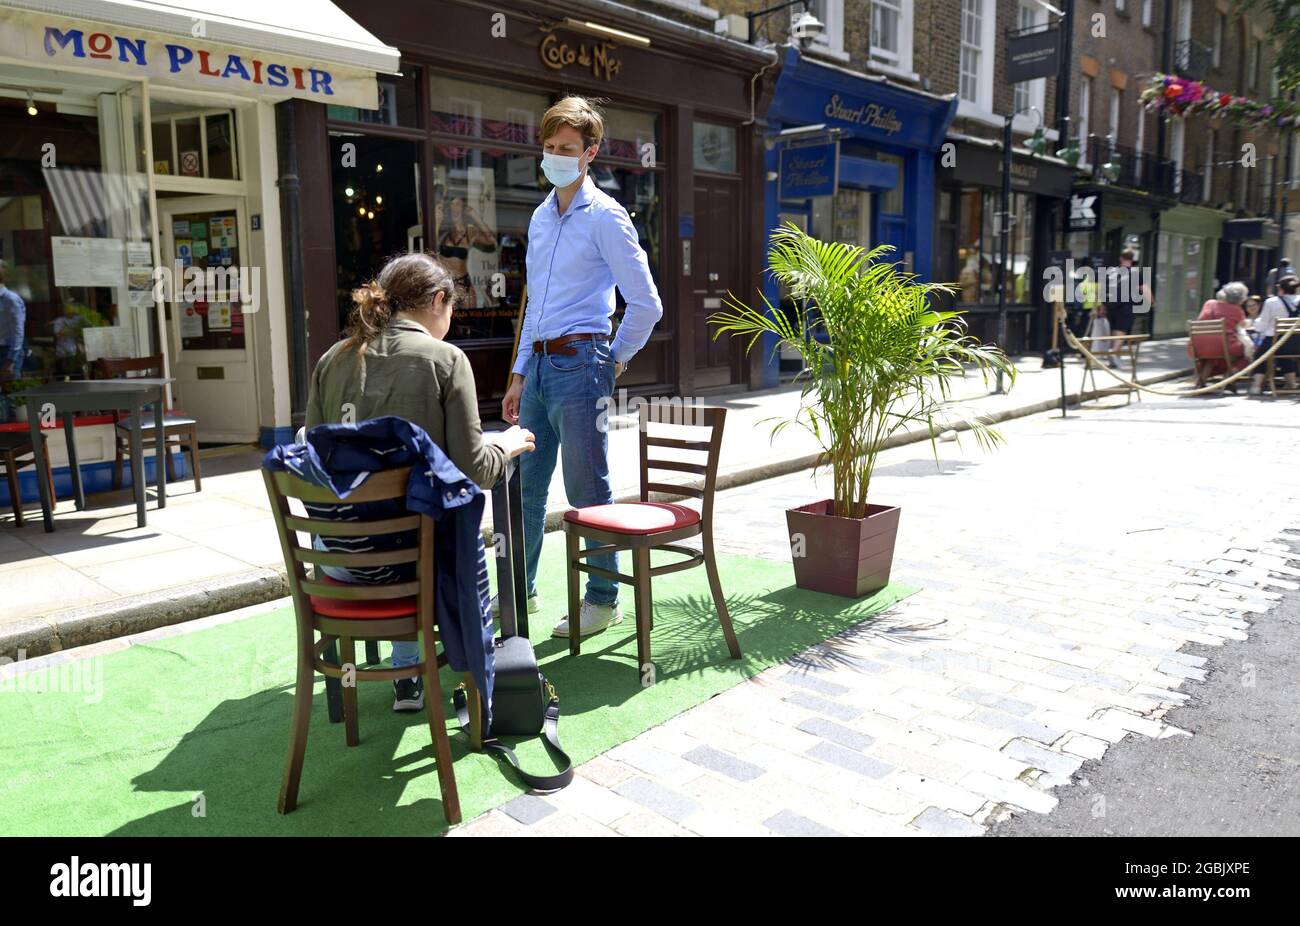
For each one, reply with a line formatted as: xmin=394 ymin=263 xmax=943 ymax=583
xmin=1058 ymin=322 xmax=1300 ymax=397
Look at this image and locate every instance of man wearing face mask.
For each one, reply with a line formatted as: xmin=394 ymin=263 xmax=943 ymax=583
xmin=500 ymin=96 xmax=663 ymax=639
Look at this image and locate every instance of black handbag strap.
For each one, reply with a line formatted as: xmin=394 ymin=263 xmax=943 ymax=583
xmin=453 ymin=680 xmax=573 ymax=791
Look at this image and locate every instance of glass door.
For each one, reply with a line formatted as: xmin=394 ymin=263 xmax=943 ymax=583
xmin=159 ymin=195 xmax=257 ymax=442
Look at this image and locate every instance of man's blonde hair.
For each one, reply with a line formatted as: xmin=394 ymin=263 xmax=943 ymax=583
xmin=541 ymin=96 xmax=606 ymax=150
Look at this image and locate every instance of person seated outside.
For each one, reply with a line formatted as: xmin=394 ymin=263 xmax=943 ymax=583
xmin=1251 ymin=274 xmax=1300 ymax=397
xmin=304 ymin=252 xmax=534 ymax=710
xmin=1189 ymin=281 xmax=1250 ymax=385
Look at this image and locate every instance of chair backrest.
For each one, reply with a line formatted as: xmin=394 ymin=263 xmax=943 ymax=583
xmin=262 ymin=465 xmax=432 ymax=618
xmin=637 ymin=402 xmax=725 ymax=523
xmin=94 ymin=355 xmax=164 ymax=379
xmin=1276 ymin=317 xmax=1300 ymax=357
xmin=1187 ymin=319 xmax=1230 ymax=360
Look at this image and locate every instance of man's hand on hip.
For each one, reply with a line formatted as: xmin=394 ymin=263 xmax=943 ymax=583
xmin=614 ymin=361 xmax=626 ymax=379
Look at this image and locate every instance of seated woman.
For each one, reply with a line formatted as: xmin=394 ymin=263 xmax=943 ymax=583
xmin=305 ymin=252 xmax=534 ymax=711
xmin=1251 ymin=274 xmax=1300 ymax=396
xmin=1188 ymin=281 xmax=1249 ymax=384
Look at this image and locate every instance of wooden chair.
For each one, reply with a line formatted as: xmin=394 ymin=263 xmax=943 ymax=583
xmin=263 ymin=465 xmax=482 ymax=825
xmin=93 ymin=356 xmax=201 ymax=491
xmin=0 ymin=432 xmax=57 ymax=527
xmin=1187 ymin=318 xmax=1236 ymax=388
xmin=562 ymin=404 xmax=740 ymax=681
xmin=1268 ymin=317 xmax=1300 ymax=398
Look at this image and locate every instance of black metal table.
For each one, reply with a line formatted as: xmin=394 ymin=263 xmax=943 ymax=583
xmin=323 ymin=457 xmax=529 ymax=723
xmin=17 ymin=377 xmax=172 ymax=532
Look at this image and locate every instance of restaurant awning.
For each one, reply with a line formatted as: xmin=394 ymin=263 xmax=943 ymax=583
xmin=0 ymin=0 xmax=400 ymax=108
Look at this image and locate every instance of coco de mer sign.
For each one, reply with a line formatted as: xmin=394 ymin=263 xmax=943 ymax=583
xmin=824 ymin=94 xmax=904 ymax=136
xmin=0 ymin=10 xmax=381 ymax=108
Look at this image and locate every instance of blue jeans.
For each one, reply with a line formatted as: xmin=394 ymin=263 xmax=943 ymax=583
xmin=519 ymin=338 xmax=618 ymax=607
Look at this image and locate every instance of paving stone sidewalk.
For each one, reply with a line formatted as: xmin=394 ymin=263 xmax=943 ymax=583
xmin=449 ymin=392 xmax=1300 ymax=837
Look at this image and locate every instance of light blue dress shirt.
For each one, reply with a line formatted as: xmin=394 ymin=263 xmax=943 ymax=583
xmin=513 ymin=175 xmax=663 ymax=377
xmin=0 ymin=285 xmax=26 ymax=372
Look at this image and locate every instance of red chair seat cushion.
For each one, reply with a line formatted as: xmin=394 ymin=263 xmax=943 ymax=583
xmin=308 ymin=575 xmax=416 ymax=619
xmin=564 ymin=502 xmax=699 ymax=535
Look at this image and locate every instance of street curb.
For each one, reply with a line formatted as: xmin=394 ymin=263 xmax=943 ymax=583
xmin=1 ymin=365 xmax=1192 ymax=661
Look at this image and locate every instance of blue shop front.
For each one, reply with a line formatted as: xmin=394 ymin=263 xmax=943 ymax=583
xmin=758 ymin=48 xmax=957 ymax=386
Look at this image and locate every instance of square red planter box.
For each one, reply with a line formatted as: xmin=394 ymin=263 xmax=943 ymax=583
xmin=785 ymin=499 xmax=901 ymax=599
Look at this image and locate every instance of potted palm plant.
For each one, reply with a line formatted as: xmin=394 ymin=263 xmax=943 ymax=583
xmin=711 ymin=224 xmax=1015 ymax=598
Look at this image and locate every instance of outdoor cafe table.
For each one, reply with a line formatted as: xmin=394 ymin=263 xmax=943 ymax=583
xmin=17 ymin=377 xmax=172 ymax=532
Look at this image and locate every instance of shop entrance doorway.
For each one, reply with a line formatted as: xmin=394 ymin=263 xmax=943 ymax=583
xmin=159 ymin=195 xmax=257 ymax=442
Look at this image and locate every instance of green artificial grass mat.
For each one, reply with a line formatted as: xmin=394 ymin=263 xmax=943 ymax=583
xmin=0 ymin=532 xmax=914 ymax=836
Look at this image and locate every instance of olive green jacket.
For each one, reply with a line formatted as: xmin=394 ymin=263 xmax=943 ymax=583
xmin=305 ymin=319 xmax=507 ymax=489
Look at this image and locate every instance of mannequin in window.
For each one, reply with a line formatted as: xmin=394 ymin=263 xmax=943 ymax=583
xmin=437 ymin=195 xmax=496 ymax=313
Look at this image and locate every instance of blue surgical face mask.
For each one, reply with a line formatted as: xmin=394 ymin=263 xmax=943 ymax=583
xmin=541 ymin=151 xmax=584 ymax=188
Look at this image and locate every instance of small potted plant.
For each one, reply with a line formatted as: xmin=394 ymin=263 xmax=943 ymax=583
xmin=711 ymin=224 xmax=1014 ymax=598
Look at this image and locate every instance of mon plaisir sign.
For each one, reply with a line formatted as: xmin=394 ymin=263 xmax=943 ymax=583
xmin=0 ymin=9 xmax=380 ymax=108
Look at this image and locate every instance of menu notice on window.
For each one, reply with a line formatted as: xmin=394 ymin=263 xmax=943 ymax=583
xmin=51 ymin=237 xmax=126 ymax=289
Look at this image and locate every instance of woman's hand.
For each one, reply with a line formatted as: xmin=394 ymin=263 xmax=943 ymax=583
xmin=491 ymin=424 xmax=535 ymax=459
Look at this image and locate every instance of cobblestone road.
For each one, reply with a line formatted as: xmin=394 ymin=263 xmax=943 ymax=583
xmin=453 ymin=392 xmax=1300 ymax=837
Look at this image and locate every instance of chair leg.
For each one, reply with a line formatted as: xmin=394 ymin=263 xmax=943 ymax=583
xmin=465 ymin=672 xmax=483 ymax=752
xmin=278 ymin=646 xmax=316 ymax=814
xmin=4 ymin=453 xmax=21 ymax=527
xmin=566 ymin=526 xmax=582 ymax=657
xmin=633 ymin=546 xmax=653 ymax=683
xmin=364 ymin=640 xmax=380 ymax=665
xmin=113 ymin=438 xmax=125 ymax=491
xmin=43 ymin=442 xmax=57 ymax=506
xmin=422 ymin=639 xmax=461 ymax=826
xmin=703 ymin=534 xmax=742 ymax=659
xmin=165 ymin=437 xmax=178 ymax=482
xmin=339 ymin=636 xmax=359 ymax=747
xmin=188 ymin=424 xmax=202 ymax=491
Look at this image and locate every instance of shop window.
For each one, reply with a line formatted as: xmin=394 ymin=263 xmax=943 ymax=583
xmin=875 ymin=153 xmax=905 ymax=214
xmin=328 ymin=69 xmax=420 ymax=127
xmin=330 ymin=134 xmax=423 ymax=335
xmin=0 ymin=72 xmax=155 ymax=405
xmin=423 ymin=76 xmax=664 ymax=345
xmin=693 ymin=122 xmax=737 ymax=174
xmin=430 ymin=74 xmax=548 ymax=146
xmin=603 ymin=106 xmax=659 ymax=163
xmin=151 ymin=104 xmax=239 ymax=180
xmin=956 ymin=188 xmax=1033 ymax=306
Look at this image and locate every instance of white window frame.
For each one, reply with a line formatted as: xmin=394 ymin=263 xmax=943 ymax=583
xmin=1115 ymin=0 xmax=1127 ymax=13
xmin=869 ymin=0 xmax=915 ymax=80
xmin=806 ymin=0 xmax=848 ymax=63
xmin=1141 ymin=0 xmax=1153 ymax=27
xmin=1212 ymin=13 xmax=1224 ymax=69
xmin=957 ymin=0 xmax=996 ymax=119
xmin=1248 ymin=40 xmax=1260 ymax=89
xmin=1171 ymin=118 xmax=1185 ymax=175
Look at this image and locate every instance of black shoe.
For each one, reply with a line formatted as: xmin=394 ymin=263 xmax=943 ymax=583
xmin=393 ymin=676 xmax=424 ymax=712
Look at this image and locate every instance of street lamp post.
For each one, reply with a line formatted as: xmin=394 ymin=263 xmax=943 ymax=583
xmin=996 ymin=107 xmax=1045 ymax=394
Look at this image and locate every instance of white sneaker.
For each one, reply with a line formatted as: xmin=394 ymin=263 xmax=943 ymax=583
xmin=490 ymin=593 xmax=540 ymax=617
xmin=552 ymin=600 xmax=624 ymax=638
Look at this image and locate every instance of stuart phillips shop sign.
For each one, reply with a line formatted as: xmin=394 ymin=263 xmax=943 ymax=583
xmin=824 ymin=94 xmax=903 ymax=136
xmin=0 ymin=9 xmax=381 ymax=108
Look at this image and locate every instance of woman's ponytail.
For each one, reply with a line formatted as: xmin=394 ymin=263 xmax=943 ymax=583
xmin=344 ymin=280 xmax=392 ymax=353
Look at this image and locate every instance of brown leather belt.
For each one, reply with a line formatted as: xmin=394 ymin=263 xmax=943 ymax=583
xmin=531 ymin=332 xmax=606 ymax=356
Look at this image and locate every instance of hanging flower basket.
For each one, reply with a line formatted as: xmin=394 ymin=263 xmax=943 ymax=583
xmin=1141 ymin=73 xmax=1300 ymax=132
